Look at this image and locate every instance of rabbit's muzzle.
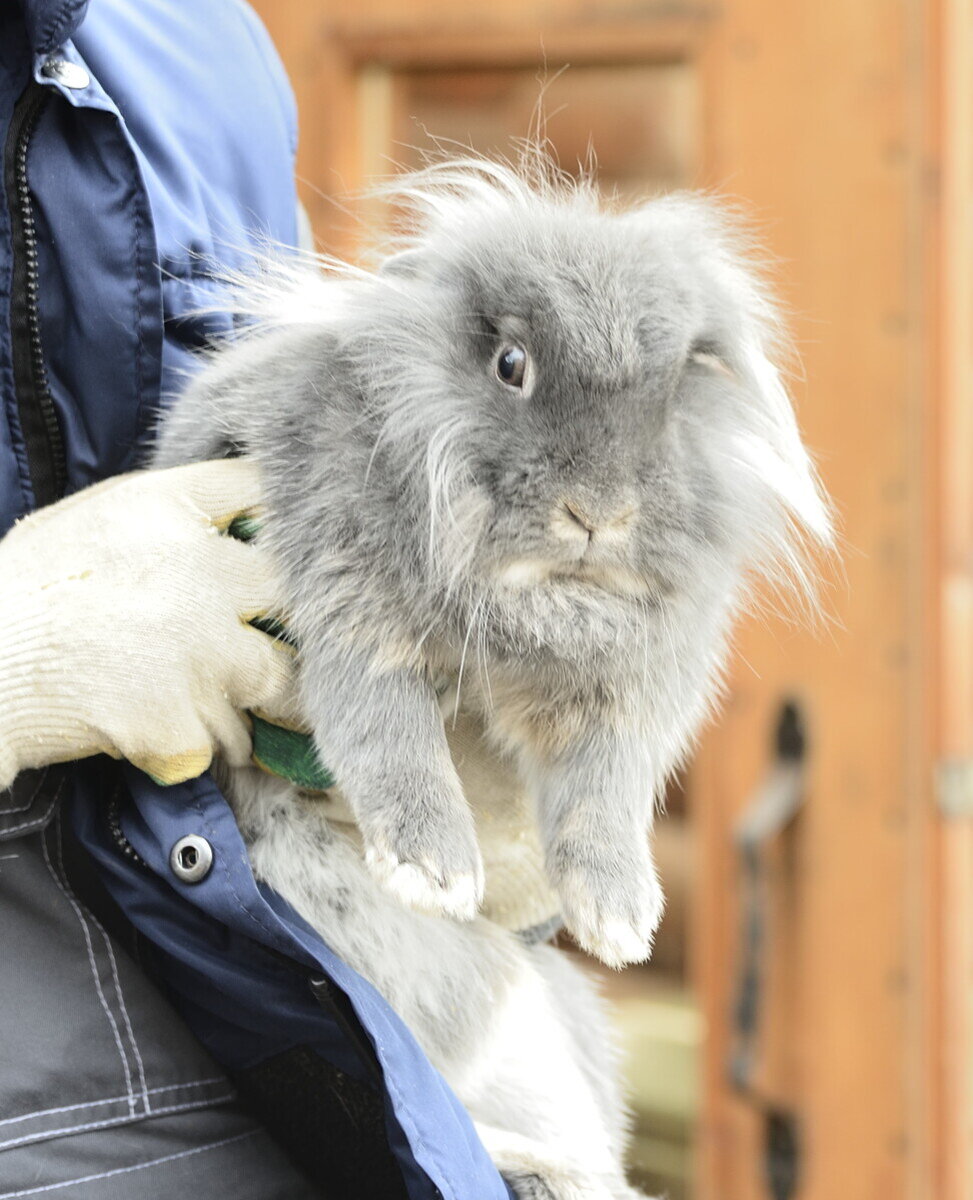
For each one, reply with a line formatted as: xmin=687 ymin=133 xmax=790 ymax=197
xmin=491 ymin=496 xmax=650 ymax=598
xmin=549 ymin=497 xmax=639 ymax=571
xmin=554 ymin=499 xmax=637 ymax=547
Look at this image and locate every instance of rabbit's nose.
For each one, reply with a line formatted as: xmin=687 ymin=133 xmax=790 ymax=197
xmin=556 ymin=499 xmax=637 ymax=542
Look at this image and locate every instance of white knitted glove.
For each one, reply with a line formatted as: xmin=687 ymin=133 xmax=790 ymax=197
xmin=0 ymin=460 xmax=295 ymax=789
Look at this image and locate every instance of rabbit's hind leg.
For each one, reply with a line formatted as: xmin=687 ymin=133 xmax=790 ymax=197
xmin=503 ymin=1175 xmax=560 ymax=1200
xmin=526 ymin=944 xmax=632 ymax=1164
xmin=460 ymin=944 xmax=657 ymax=1200
xmin=475 ymin=1125 xmax=612 ymax=1200
xmin=452 ymin=949 xmax=649 ymax=1200
xmin=476 ymin=1126 xmax=654 ymax=1200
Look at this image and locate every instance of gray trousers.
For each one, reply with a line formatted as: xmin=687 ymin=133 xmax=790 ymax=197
xmin=0 ymin=774 xmax=319 ymax=1198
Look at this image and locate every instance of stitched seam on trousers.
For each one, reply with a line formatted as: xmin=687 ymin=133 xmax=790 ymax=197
xmin=0 ymin=1126 xmax=257 ymax=1196
xmin=0 ymin=1092 xmax=238 ymax=1152
xmin=38 ymin=828 xmax=136 ymax=1115
xmin=145 ymin=1077 xmax=226 ymax=1096
xmin=54 ymin=812 xmax=150 ymax=1113
xmin=0 ymin=1078 xmax=229 ymax=1130
xmin=0 ymin=1101 xmax=128 ymax=1133
xmin=1 ymin=797 xmax=56 ymax=837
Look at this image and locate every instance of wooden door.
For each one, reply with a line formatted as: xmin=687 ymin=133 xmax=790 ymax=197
xmin=251 ymin=3 xmax=973 ymax=1198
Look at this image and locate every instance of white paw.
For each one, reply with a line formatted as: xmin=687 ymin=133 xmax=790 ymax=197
xmin=556 ymin=859 xmax=665 ymax=969
xmin=366 ymin=847 xmax=483 ymax=921
xmin=568 ymin=912 xmax=659 ymax=970
xmin=593 ymin=918 xmax=656 ymax=970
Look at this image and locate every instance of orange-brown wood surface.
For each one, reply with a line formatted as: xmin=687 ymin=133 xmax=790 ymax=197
xmin=925 ymin=1 xmax=973 ymax=1194
xmin=696 ymin=4 xmax=922 ymax=1196
xmin=252 ymin=3 xmax=971 ymax=1197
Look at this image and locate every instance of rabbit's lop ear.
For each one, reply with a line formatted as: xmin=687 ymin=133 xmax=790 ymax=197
xmin=379 ymin=248 xmax=428 ymax=279
xmin=628 ymin=193 xmax=832 ymax=550
xmin=730 ymin=332 xmax=834 ymax=549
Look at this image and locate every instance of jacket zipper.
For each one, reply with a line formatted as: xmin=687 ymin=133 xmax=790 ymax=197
xmin=4 ymin=80 xmax=66 ymax=507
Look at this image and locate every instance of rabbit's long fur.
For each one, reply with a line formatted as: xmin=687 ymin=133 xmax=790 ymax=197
xmin=153 ymin=157 xmax=831 ymax=1197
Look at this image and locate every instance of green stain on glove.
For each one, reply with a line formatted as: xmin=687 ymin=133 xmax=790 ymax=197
xmin=227 ymin=511 xmax=335 ymax=793
xmin=227 ymin=512 xmax=264 ymax=543
xmin=249 ymin=613 xmax=296 ymax=647
xmin=250 ymin=714 xmax=335 ymax=792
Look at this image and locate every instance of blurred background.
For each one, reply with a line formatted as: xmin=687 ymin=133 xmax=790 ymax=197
xmin=249 ymin=3 xmax=972 ymax=1198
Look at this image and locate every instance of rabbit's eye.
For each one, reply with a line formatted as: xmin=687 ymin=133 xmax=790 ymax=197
xmin=495 ymin=345 xmax=527 ymax=389
xmin=688 ymin=341 xmax=734 ymax=377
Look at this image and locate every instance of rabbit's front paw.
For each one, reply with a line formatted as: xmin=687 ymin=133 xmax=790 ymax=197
xmin=362 ymin=780 xmax=484 ymax=921
xmin=549 ymin=842 xmax=664 ymax=969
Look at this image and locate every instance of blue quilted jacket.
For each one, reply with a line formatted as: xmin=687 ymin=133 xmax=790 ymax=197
xmin=0 ymin=2 xmax=509 ymax=1195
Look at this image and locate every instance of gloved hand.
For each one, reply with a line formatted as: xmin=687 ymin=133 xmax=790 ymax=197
xmin=0 ymin=460 xmax=295 ymax=788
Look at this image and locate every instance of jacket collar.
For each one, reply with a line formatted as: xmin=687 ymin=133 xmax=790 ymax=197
xmin=17 ymin=0 xmax=88 ymax=56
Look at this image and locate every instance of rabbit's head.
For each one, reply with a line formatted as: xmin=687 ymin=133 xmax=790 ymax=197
xmin=322 ymin=160 xmax=832 ymax=634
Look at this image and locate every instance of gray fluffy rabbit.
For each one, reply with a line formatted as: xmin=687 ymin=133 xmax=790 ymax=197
xmin=155 ymin=157 xmax=830 ymax=965
xmin=152 ymin=157 xmax=831 ymax=1196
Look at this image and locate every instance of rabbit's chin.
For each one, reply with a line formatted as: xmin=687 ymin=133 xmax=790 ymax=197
xmin=492 ymin=556 xmax=658 ymax=601
xmin=454 ymin=558 xmax=672 ymax=668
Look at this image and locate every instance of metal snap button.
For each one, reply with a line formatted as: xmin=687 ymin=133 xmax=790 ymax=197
xmin=41 ymin=58 xmax=90 ymax=90
xmin=170 ymin=835 xmax=213 ymax=883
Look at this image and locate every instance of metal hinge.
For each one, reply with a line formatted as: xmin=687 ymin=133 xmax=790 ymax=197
xmin=937 ymin=759 xmax=973 ymax=817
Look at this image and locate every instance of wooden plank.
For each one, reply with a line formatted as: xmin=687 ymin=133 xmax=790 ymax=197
xmin=254 ymin=2 xmax=365 ymax=251
xmin=390 ymin=63 xmax=699 ymax=195
xmin=257 ymin=3 xmax=711 ymax=256
xmin=329 ymin=18 xmax=710 ymax=69
xmin=923 ymin=1 xmax=973 ymax=1196
xmin=693 ymin=2 xmax=926 ymax=1198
